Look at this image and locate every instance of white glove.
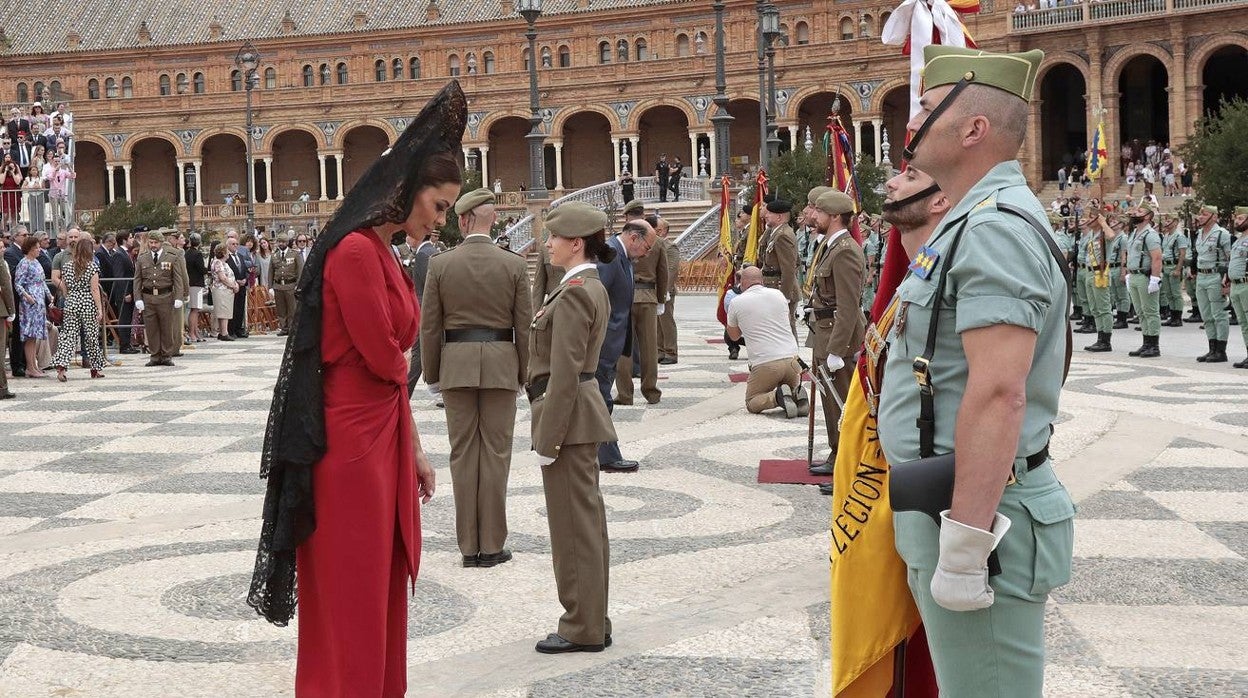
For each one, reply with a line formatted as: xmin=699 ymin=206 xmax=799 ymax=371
xmin=1124 ymin=272 xmax=1131 ymax=285
xmin=173 ymin=299 xmax=183 ymax=309
xmin=538 ymin=454 xmax=556 ymax=466
xmin=657 ymin=304 xmax=665 ymax=316
xmin=931 ymin=510 xmax=1012 ymax=612
xmin=426 ymin=382 xmax=441 ymax=396
xmin=825 ymin=354 xmax=845 ymax=372
xmin=135 ymin=300 xmax=144 ymax=312
xmin=1147 ymin=276 xmax=1161 ymax=294
xmin=268 ymin=288 xmax=276 ymax=300
xmin=5 ymin=315 xmax=12 ymax=322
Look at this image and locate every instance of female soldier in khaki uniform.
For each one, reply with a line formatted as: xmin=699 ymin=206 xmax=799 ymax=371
xmin=527 ymin=201 xmax=618 ymax=654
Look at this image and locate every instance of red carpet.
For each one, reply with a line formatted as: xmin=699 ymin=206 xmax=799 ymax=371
xmin=729 ymin=372 xmax=812 ymax=383
xmin=757 ymin=459 xmax=831 ymax=485
xmin=706 ymin=338 xmax=726 ymax=344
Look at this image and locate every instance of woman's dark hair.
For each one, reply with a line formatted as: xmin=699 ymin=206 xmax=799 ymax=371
xmin=583 ymin=230 xmax=617 ymax=264
xmin=19 ymin=236 xmax=39 ymax=254
xmin=416 ymin=150 xmax=462 ymax=192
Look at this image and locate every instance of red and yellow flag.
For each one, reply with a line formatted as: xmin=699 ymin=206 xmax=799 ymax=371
xmin=715 ymin=176 xmax=735 ymax=326
xmin=742 ymin=169 xmax=768 ymax=266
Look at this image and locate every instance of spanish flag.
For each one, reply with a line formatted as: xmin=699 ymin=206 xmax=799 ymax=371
xmin=1087 ymin=116 xmax=1109 ymax=180
xmin=715 ymin=177 xmax=735 ymax=326
xmin=742 ymin=170 xmax=768 ymax=266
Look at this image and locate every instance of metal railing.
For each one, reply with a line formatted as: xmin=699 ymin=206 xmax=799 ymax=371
xmin=1008 ymin=0 xmax=1245 ymax=32
xmin=672 ymin=204 xmax=724 ymax=260
xmin=11 ymin=186 xmax=74 ymax=235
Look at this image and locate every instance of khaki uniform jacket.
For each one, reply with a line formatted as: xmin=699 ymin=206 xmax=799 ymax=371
xmin=134 ymin=248 xmax=189 ymax=300
xmin=532 ymin=242 xmax=563 ymax=311
xmin=631 ymin=241 xmax=668 ymax=304
xmin=811 ymin=232 xmax=866 ymax=359
xmin=528 ymin=267 xmax=616 ymax=458
xmin=163 ymin=244 xmax=191 ymax=300
xmin=421 ymin=236 xmax=533 ymax=390
xmin=762 ymin=224 xmax=799 ymax=302
xmin=0 ymin=259 xmax=14 ymax=317
xmin=268 ymin=247 xmax=304 ymax=289
xmin=662 ymin=238 xmax=681 ymax=297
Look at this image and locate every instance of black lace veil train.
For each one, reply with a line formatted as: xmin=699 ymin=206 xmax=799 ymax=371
xmin=247 ymin=81 xmax=467 ymax=625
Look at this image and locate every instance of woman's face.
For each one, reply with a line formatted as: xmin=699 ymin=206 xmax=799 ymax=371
xmin=546 ymin=233 xmax=581 ymax=268
xmin=404 ymin=182 xmax=461 ymax=239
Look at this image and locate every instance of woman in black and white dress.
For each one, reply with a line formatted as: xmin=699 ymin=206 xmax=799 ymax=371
xmin=52 ymin=238 xmax=107 ymax=381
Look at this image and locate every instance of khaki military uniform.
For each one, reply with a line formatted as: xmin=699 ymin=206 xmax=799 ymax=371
xmin=269 ymin=246 xmax=304 ymax=333
xmin=0 ymin=260 xmax=14 ymax=394
xmin=1194 ymin=223 xmax=1232 ymax=342
xmin=808 ymin=229 xmax=865 ymax=454
xmin=421 ymin=235 xmax=533 ymax=559
xmin=164 ymin=243 xmax=190 ymax=351
xmin=1229 ymin=232 xmax=1248 ymax=363
xmin=760 ymin=223 xmax=799 ymax=337
xmin=615 ymin=240 xmax=668 ymax=404
xmin=531 ymin=239 xmax=563 ymax=311
xmin=133 ymin=247 xmax=188 ymax=363
xmin=657 ymin=237 xmax=681 ymax=360
xmin=528 ymin=267 xmax=616 ymax=646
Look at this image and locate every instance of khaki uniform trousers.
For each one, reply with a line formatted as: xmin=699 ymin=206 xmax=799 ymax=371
xmin=657 ymin=296 xmax=678 ymax=359
xmin=1196 ymin=272 xmax=1230 ymax=341
xmin=541 ymin=442 xmax=612 ymax=645
xmin=442 ymin=388 xmax=517 ymax=557
xmin=1127 ymin=273 xmax=1161 ymax=335
xmin=1159 ymin=265 xmax=1182 ymax=313
xmin=274 ymin=287 xmax=297 ymax=332
xmin=1230 ymin=281 xmax=1248 ymax=353
xmin=1083 ymin=270 xmax=1113 ymax=333
xmin=812 ymin=330 xmax=851 ymax=454
xmin=616 ymin=301 xmax=661 ymax=404
xmin=893 ymin=462 xmax=1075 ymax=697
xmin=745 ymin=357 xmax=802 ymax=413
xmin=142 ymin=293 xmax=176 ymax=361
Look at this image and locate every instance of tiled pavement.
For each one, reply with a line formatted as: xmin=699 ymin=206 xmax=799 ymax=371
xmin=0 ymin=296 xmax=1244 ymax=696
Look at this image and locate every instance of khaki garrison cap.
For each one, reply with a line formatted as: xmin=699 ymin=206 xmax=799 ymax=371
xmin=545 ymin=201 xmax=609 ymax=238
xmin=807 ymin=186 xmax=833 ymax=206
xmin=1137 ymin=200 xmax=1158 ymax=214
xmin=147 ymin=230 xmax=166 ymax=243
xmin=1234 ymin=206 xmax=1248 ymax=216
xmin=815 ymin=190 xmax=856 ymax=215
xmin=1199 ymin=203 xmax=1219 ymax=215
xmin=623 ymin=199 xmax=645 ymax=215
xmin=276 ymin=232 xmax=289 ymax=242
xmin=1047 ymin=212 xmax=1064 ymax=226
xmin=454 ymin=187 xmax=495 ymax=215
xmin=922 ymin=45 xmax=1045 ymax=102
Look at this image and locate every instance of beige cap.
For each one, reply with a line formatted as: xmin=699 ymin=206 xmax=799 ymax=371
xmin=807 ymin=186 xmax=833 ymax=206
xmin=454 ymin=187 xmax=495 ymax=215
xmin=623 ymin=199 xmax=645 ymax=215
xmin=545 ymin=201 xmax=609 ymax=238
xmin=815 ymin=190 xmax=855 ymax=215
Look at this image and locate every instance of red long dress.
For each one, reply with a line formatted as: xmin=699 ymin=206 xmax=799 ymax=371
xmin=295 ymin=229 xmax=421 ymax=697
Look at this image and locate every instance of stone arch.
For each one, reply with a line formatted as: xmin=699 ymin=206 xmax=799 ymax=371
xmin=121 ymin=131 xmax=181 ymax=160
xmin=129 ymin=137 xmax=179 ymax=203
xmin=626 ymin=97 xmax=697 ymax=132
xmin=1117 ymin=53 xmax=1170 ymax=147
xmin=487 ymin=116 xmax=533 ymax=191
xmin=74 ymin=134 xmax=114 ymax=161
xmin=879 ymin=84 xmax=910 ymax=165
xmin=259 ymin=124 xmax=322 ymax=153
xmin=341 ymin=125 xmax=391 ymax=192
xmin=1194 ymin=40 xmax=1248 ymax=119
xmin=1039 ymin=62 xmax=1089 ymax=180
xmin=272 ymin=129 xmax=322 ymax=202
xmin=200 ymin=133 xmax=249 ymax=204
xmin=725 ymin=98 xmax=761 ymax=172
xmin=635 ymin=104 xmax=691 ymax=174
xmin=551 ymin=104 xmax=617 ymax=138
xmin=74 ymin=140 xmax=109 ymax=209
xmin=188 ymin=126 xmax=249 ymax=158
xmin=1036 ymin=52 xmax=1090 ymax=87
xmin=795 ymin=91 xmax=855 ymax=151
xmin=476 ymin=110 xmax=532 ymax=142
xmin=1188 ymin=34 xmax=1248 ymax=86
xmin=1104 ymin=44 xmax=1173 ymax=91
xmin=870 ymin=77 xmax=911 ymax=114
xmin=560 ymin=111 xmax=614 ymax=187
xmin=788 ymin=84 xmax=858 ymax=117
xmin=331 ymin=118 xmax=397 ymax=150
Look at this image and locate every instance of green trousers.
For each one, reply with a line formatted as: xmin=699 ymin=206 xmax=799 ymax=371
xmin=1111 ymin=270 xmax=1130 ymax=313
xmin=1128 ymin=273 xmax=1161 ymax=335
xmin=1083 ymin=269 xmax=1113 ymax=332
xmin=1184 ymin=274 xmax=1199 ymax=312
xmin=894 ymin=462 xmax=1075 ymax=697
xmin=1196 ymin=272 xmax=1229 ymax=340
xmin=1073 ymin=267 xmax=1087 ymax=308
xmin=1230 ymin=282 xmax=1248 ymax=353
xmin=1159 ymin=265 xmax=1183 ymax=313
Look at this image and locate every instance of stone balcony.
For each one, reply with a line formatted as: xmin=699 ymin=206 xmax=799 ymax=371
xmin=1007 ymin=0 xmax=1247 ymax=34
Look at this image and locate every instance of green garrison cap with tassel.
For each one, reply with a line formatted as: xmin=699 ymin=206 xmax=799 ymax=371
xmin=922 ymin=45 xmax=1045 ymax=101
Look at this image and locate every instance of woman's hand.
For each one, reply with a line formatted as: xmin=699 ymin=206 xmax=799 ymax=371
xmin=414 ymin=448 xmax=436 ymax=504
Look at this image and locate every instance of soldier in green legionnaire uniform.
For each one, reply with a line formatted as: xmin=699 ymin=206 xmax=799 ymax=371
xmin=1109 ymin=218 xmax=1130 ymax=328
xmin=1072 ymin=211 xmax=1093 ymax=332
xmin=1068 ymin=211 xmax=1086 ymax=324
xmin=1227 ymin=206 xmax=1248 ymax=368
xmin=861 ymin=217 xmax=882 ymax=316
xmin=1191 ymin=203 xmax=1234 ymax=363
xmin=1080 ymin=210 xmax=1120 ymax=351
xmin=1124 ymin=202 xmax=1163 ymax=357
xmin=881 ymin=45 xmax=1076 ymax=697
xmin=1158 ymin=213 xmax=1188 ymax=327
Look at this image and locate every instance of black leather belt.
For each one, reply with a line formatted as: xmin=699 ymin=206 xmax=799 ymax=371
xmin=1233 ymin=279 xmax=1247 ymax=285
xmin=812 ymin=307 xmax=836 ymax=319
xmin=1198 ymin=268 xmax=1218 ymax=274
xmin=444 ymin=328 xmax=513 ymax=343
xmin=1023 ymin=445 xmax=1049 ymax=471
xmin=634 ymin=281 xmax=656 ymax=289
xmin=275 ymin=277 xmax=295 ymax=284
xmin=143 ymin=287 xmax=173 ymax=295
xmin=526 ymin=372 xmax=594 ymax=401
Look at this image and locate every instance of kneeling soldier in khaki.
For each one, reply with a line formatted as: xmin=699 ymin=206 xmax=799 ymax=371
xmin=726 ymin=267 xmax=808 ymax=417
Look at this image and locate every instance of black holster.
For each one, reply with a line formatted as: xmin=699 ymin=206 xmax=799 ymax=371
xmin=889 ymin=452 xmax=1002 ymax=576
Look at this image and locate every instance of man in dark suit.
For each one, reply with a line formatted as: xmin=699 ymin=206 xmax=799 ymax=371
xmin=112 ymin=231 xmax=139 ymax=354
xmin=654 ymin=153 xmax=669 ymax=203
xmin=404 ymin=226 xmax=437 ymax=392
xmin=9 ymin=131 xmax=33 ymax=170
xmin=595 ymin=219 xmax=656 ymax=472
xmin=5 ymin=108 xmax=30 ymax=143
xmin=4 ymin=226 xmax=27 ymax=376
xmin=225 ymin=237 xmax=248 ymax=338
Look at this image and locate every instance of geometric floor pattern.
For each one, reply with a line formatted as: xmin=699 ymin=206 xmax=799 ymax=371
xmin=0 ymin=295 xmax=1245 ymax=696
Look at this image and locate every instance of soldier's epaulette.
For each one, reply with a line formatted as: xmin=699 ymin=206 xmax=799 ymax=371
xmin=567 ymin=278 xmax=585 ymax=286
xmin=971 ymin=193 xmax=998 ymax=214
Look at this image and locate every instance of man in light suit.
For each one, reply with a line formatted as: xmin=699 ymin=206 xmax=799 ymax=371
xmin=422 ymin=188 xmax=532 ymax=567
xmin=595 ymin=219 xmax=657 ymax=472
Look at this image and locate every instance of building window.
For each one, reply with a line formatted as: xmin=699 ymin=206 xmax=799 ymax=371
xmin=676 ymin=34 xmax=690 ymax=58
xmin=484 ymin=51 xmax=496 ymax=74
xmin=523 ymin=48 xmax=531 ymax=71
xmin=558 ymin=45 xmax=571 ymax=68
xmin=448 ymin=55 xmax=460 ymax=77
xmin=599 ymin=41 xmax=611 ymax=64
xmin=231 ymin=70 xmax=243 ymax=91
xmin=861 ymin=14 xmax=874 ymax=38
xmin=105 ymin=77 xmax=118 ymax=98
xmin=159 ymin=74 xmax=171 ymax=95
xmin=393 ymin=58 xmax=403 ymax=79
xmin=796 ymin=21 xmax=810 ymax=45
xmin=636 ymin=38 xmax=648 ymax=61
xmin=302 ymin=65 xmax=314 ymax=86
xmin=88 ymin=79 xmax=100 ymax=100
xmin=879 ymin=13 xmax=891 ymax=31
xmin=176 ymin=73 xmax=189 ymax=94
xmin=617 ymin=39 xmax=629 ymax=62
xmin=541 ymin=47 xmax=552 ymax=68
xmin=409 ymin=57 xmax=421 ymax=79
xmin=839 ymin=17 xmax=854 ymax=41
xmin=16 ymin=83 xmax=27 ymax=103
xmin=466 ymin=53 xmax=478 ymax=74
xmin=336 ymin=62 xmax=348 ymax=84
xmin=122 ymin=76 xmax=134 ymax=98
xmin=695 ymin=31 xmax=708 ymax=53
xmin=265 ymin=67 xmax=277 ymax=89
xmin=49 ymin=80 xmax=62 ymax=98
xmin=319 ymin=63 xmax=331 ymax=85
xmin=33 ymin=81 xmax=45 ymax=100
xmin=193 ymin=72 xmax=205 ymax=93
xmin=375 ymin=59 xmax=387 ymax=82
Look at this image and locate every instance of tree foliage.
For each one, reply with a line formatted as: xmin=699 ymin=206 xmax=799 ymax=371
xmin=1182 ymin=97 xmax=1248 ymax=217
xmin=90 ymin=198 xmax=179 ymax=237
xmin=744 ymin=150 xmax=893 ymax=216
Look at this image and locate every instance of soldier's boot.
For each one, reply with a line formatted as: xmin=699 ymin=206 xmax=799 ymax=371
xmin=1074 ymin=317 xmax=1097 ymax=334
xmin=1185 ymin=308 xmax=1203 ymax=323
xmin=1233 ymin=354 xmax=1248 ymax=369
xmin=1129 ymin=337 xmax=1148 ymax=357
xmin=1138 ymin=335 xmax=1161 ymax=358
xmin=1084 ymin=332 xmax=1113 ymax=352
xmin=1231 ymin=310 xmax=1241 ymax=326
xmin=1069 ymin=306 xmax=1084 ymax=322
xmin=1207 ymin=339 xmax=1229 ymax=363
xmin=1113 ymin=311 xmax=1129 ymax=329
xmin=1164 ymin=309 xmax=1184 ymax=327
xmin=1197 ymin=339 xmax=1217 ymax=362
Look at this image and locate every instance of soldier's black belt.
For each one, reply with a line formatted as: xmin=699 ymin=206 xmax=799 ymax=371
xmin=812 ymin=307 xmax=836 ymax=320
xmin=526 ymin=372 xmax=594 ymax=402
xmin=274 ymin=277 xmax=296 ymax=284
xmin=762 ymin=269 xmax=781 ymax=278
xmin=634 ymin=281 xmax=656 ymax=289
xmin=143 ymin=287 xmax=173 ymax=295
xmin=1233 ymin=279 xmax=1247 ymax=285
xmin=1197 ymin=268 xmax=1224 ymax=274
xmin=444 ymin=328 xmax=513 ymax=343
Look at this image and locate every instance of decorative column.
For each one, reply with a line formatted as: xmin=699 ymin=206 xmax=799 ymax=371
xmin=852 ymin=120 xmax=864 ymax=157
xmin=122 ymin=164 xmax=133 ymax=201
xmin=1168 ymin=33 xmax=1189 ymax=151
xmin=707 ymin=130 xmax=719 ymax=179
xmin=334 ymin=156 xmax=344 ymax=200
xmin=872 ymin=117 xmax=883 ymax=163
xmin=106 ymin=165 xmax=116 ymax=203
xmin=788 ymin=128 xmax=798 ymax=153
xmin=552 ymin=140 xmax=565 ymax=190
xmin=479 ymin=145 xmax=490 ymax=187
xmin=1024 ymin=99 xmax=1043 ymax=185
xmin=611 ymin=137 xmax=622 ymax=180
xmin=628 ymin=136 xmax=640 ymax=172
xmin=192 ymin=160 xmax=204 ymax=206
xmin=688 ymin=132 xmax=699 ymax=173
xmin=263 ymin=158 xmax=274 ymax=203
xmin=176 ymin=162 xmax=187 ymax=205
xmin=318 ymin=155 xmax=328 ymax=201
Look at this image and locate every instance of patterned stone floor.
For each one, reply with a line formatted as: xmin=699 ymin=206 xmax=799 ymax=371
xmin=0 ymin=296 xmax=1244 ymax=697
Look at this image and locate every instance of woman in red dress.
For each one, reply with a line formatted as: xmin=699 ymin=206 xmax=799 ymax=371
xmin=249 ymin=82 xmax=467 ymax=697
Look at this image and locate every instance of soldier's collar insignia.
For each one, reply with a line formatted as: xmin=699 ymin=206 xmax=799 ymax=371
xmin=908 ymin=245 xmax=940 ymax=280
xmin=973 ymin=195 xmax=995 ymax=211
xmin=567 ymin=278 xmax=585 ymax=286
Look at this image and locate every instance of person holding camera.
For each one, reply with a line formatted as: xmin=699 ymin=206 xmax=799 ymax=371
xmin=0 ymin=155 xmax=22 ymax=231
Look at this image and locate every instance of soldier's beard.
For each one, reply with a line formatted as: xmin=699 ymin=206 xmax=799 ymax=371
xmin=1236 ymin=221 xmax=1248 ymax=232
xmin=882 ymin=184 xmax=940 ymax=230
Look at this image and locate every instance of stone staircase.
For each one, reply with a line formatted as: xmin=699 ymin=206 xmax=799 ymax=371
xmin=1033 ymin=181 xmax=1190 ymax=213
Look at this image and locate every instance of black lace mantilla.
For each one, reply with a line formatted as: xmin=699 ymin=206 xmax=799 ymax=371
xmin=247 ymin=81 xmax=467 ymax=626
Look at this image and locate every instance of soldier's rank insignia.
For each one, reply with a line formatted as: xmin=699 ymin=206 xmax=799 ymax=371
xmin=908 ymin=245 xmax=940 ymax=280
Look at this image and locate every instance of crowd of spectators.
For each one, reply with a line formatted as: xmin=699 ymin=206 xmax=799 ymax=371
xmin=1 ymin=101 xmax=76 ymax=236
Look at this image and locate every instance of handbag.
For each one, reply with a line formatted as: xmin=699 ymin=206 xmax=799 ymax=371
xmin=47 ymin=306 xmax=63 ymax=324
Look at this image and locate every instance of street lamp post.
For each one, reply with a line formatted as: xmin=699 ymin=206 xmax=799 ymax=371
xmin=755 ymin=0 xmax=768 ymax=171
xmin=762 ymin=3 xmax=783 ymax=163
xmin=185 ymin=166 xmax=197 ymax=235
xmin=235 ymin=41 xmax=260 ymax=234
xmin=518 ymin=0 xmax=548 ymax=200
xmin=710 ymin=0 xmax=734 ymax=183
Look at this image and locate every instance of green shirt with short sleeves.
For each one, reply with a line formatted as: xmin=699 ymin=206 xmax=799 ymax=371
xmin=1125 ymin=226 xmax=1161 ymax=273
xmin=878 ymin=161 xmax=1067 ymax=466
xmin=1194 ymin=225 xmax=1232 ymax=272
xmin=1162 ymin=229 xmax=1188 ymax=264
xmin=1229 ymin=234 xmax=1248 ymax=281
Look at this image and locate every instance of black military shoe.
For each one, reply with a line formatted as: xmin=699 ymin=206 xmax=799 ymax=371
xmin=1185 ymin=310 xmax=1203 ymax=323
xmin=600 ymin=460 xmax=639 ymax=473
xmin=1233 ymin=356 xmax=1248 ymax=369
xmin=462 ymin=554 xmax=480 ymax=568
xmin=1138 ymin=336 xmax=1160 ymax=358
xmin=1084 ymin=332 xmax=1112 ymax=352
xmin=535 ymin=633 xmax=604 ymax=654
xmin=1074 ymin=318 xmax=1096 ymax=334
xmin=477 ymin=550 xmax=513 ymax=568
xmin=1197 ymin=339 xmax=1216 ymax=362
xmin=1206 ymin=339 xmax=1228 ymax=363
xmin=1112 ymin=312 xmax=1128 ymax=329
